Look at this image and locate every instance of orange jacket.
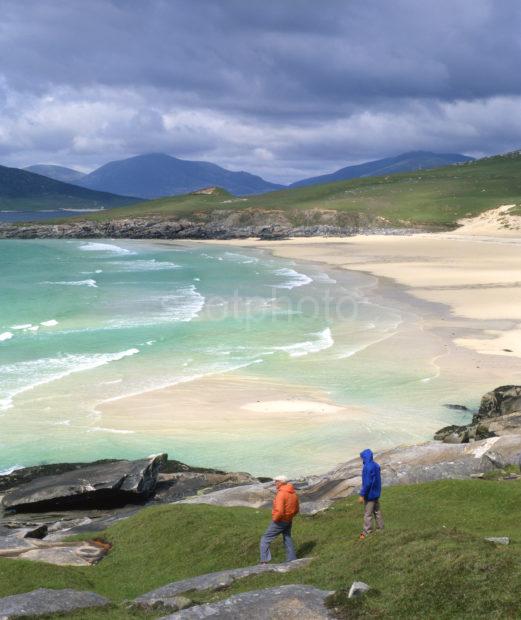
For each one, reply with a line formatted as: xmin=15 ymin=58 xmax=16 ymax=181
xmin=272 ymin=483 xmax=299 ymax=522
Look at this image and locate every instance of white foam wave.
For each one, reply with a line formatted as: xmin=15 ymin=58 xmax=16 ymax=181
xmin=88 ymin=427 xmax=135 ymax=434
xmin=11 ymin=324 xmax=32 ymax=330
xmin=0 ymin=332 xmax=13 ymax=342
xmin=41 ymin=320 xmax=58 ymax=327
xmin=223 ymin=252 xmax=259 ymax=264
xmin=273 ymin=327 xmax=334 ymax=358
xmin=0 ymin=465 xmax=24 ymax=476
xmin=109 ymin=285 xmax=205 ymax=327
xmin=272 ymin=268 xmax=313 ymax=289
xmin=49 ymin=279 xmax=98 ymax=288
xmin=110 ymin=259 xmax=181 ymax=271
xmin=314 ymin=272 xmax=337 ymax=284
xmin=0 ymin=348 xmax=139 ymax=411
xmin=79 ymin=242 xmax=133 ymax=255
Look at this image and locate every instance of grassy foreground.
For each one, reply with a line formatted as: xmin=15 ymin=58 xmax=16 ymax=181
xmin=74 ymin=151 xmax=521 ymax=229
xmin=1 ymin=478 xmax=521 ymax=618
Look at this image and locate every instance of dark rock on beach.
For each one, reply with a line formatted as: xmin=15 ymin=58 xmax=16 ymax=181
xmin=2 ymin=453 xmax=167 ymax=512
xmin=434 ymin=385 xmax=521 ymax=444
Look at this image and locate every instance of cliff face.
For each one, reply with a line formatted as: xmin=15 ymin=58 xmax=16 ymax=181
xmin=0 ymin=208 xmax=427 ymax=240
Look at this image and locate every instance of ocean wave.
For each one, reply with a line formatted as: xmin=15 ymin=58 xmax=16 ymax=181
xmin=0 ymin=465 xmax=24 ymax=476
xmin=223 ymin=251 xmax=259 ymax=264
xmin=109 ymin=285 xmax=205 ymax=327
xmin=11 ymin=324 xmax=32 ymax=330
xmin=272 ymin=268 xmax=313 ymax=289
xmin=88 ymin=426 xmax=135 ymax=434
xmin=273 ymin=327 xmax=334 ymax=358
xmin=79 ymin=242 xmax=134 ymax=255
xmin=109 ymin=259 xmax=181 ymax=271
xmin=314 ymin=272 xmax=337 ymax=284
xmin=41 ymin=320 xmax=58 ymax=327
xmin=0 ymin=332 xmax=13 ymax=342
xmin=0 ymin=348 xmax=139 ymax=411
xmin=49 ymin=279 xmax=98 ymax=288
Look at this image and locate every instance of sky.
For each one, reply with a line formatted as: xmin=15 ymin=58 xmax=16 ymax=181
xmin=1 ymin=0 xmax=521 ymax=184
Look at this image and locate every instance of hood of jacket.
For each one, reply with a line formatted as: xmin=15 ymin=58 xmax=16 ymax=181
xmin=278 ymin=482 xmax=296 ymax=494
xmin=360 ymin=449 xmax=373 ymax=463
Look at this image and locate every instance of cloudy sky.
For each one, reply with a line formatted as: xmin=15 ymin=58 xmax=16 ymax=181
xmin=1 ymin=0 xmax=520 ymax=183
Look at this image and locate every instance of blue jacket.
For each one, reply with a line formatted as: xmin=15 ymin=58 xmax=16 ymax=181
xmin=359 ymin=449 xmax=381 ymax=501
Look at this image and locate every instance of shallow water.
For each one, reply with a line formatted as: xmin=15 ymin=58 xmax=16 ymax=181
xmin=0 ymin=239 xmax=489 ymax=475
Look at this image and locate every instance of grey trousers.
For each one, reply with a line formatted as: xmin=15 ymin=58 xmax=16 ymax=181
xmin=363 ymin=499 xmax=384 ymax=534
xmin=260 ymin=520 xmax=297 ymax=562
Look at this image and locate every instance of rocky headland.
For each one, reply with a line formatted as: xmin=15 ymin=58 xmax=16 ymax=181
xmin=0 ymin=209 xmax=429 ymax=240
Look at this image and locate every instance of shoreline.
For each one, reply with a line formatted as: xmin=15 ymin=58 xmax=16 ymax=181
xmin=92 ymin=232 xmax=521 ymax=475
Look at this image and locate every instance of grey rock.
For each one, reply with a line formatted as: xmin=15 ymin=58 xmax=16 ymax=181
xmin=348 ymin=581 xmax=371 ymax=598
xmin=2 ymin=453 xmax=167 ymax=512
xmin=155 ymin=471 xmax=257 ymax=503
xmin=477 ymin=385 xmax=521 ymax=421
xmin=0 ymin=588 xmax=109 ymax=618
xmin=484 ymin=536 xmax=510 ymax=545
xmin=159 ymin=584 xmax=334 ymax=619
xmin=180 ymin=483 xmax=274 ymax=510
xmin=135 ymin=559 xmax=312 ymax=609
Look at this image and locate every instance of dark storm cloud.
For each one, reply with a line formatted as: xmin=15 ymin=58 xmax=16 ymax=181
xmin=1 ymin=0 xmax=521 ymax=182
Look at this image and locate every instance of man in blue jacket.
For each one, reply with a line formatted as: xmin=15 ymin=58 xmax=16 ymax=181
xmin=357 ymin=448 xmax=384 ymax=540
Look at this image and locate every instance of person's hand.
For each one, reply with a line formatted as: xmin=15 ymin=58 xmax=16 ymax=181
xmin=357 ymin=496 xmax=365 ymax=504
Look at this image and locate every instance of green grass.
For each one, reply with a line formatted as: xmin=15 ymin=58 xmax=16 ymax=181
xmin=2 ymin=479 xmax=521 ymax=618
xmin=67 ymin=152 xmax=521 ymax=229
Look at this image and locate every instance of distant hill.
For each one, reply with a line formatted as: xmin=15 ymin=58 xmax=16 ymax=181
xmin=73 ymin=151 xmax=521 ymax=230
xmin=76 ymin=153 xmax=284 ymax=198
xmin=0 ymin=164 xmax=140 ymax=211
xmin=24 ymin=164 xmax=86 ymax=184
xmin=290 ymin=151 xmax=474 ymax=188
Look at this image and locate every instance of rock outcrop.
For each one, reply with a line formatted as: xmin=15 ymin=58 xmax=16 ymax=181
xmin=159 ymin=585 xmax=334 ymax=619
xmin=2 ymin=453 xmax=167 ymax=512
xmin=179 ymin=435 xmax=521 ymax=512
xmin=0 ymin=588 xmax=109 ymax=618
xmin=0 ymin=209 xmax=424 ymax=241
xmin=435 ymin=385 xmax=521 ymax=443
xmin=134 ymin=559 xmax=312 ymax=610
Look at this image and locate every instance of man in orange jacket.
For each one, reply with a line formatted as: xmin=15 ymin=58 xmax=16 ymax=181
xmin=259 ymin=475 xmax=299 ymax=563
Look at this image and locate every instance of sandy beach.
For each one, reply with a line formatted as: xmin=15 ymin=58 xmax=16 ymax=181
xmin=93 ymin=209 xmax=521 ymax=473
xmin=202 ymin=208 xmax=521 ymax=359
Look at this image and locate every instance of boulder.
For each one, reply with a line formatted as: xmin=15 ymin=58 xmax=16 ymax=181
xmin=477 ymin=386 xmax=521 ymax=421
xmin=2 ymin=454 xmax=167 ymax=512
xmin=0 ymin=588 xmax=109 ymax=618
xmin=348 ymin=581 xmax=371 ymax=598
xmin=318 ymin=435 xmax=521 ymax=489
xmin=159 ymin=585 xmax=334 ymax=619
xmin=0 ymin=534 xmax=109 ymax=566
xmin=155 ymin=471 xmax=257 ymax=503
xmin=134 ymin=559 xmax=312 ymax=609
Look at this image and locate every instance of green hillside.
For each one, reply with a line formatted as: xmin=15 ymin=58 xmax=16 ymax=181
xmin=77 ymin=151 xmax=521 ymax=229
xmin=0 ymin=164 xmax=139 ymax=211
xmin=1 ymin=477 xmax=521 ymax=618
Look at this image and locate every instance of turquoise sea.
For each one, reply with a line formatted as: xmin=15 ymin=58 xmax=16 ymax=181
xmin=0 ymin=239 xmax=486 ymax=476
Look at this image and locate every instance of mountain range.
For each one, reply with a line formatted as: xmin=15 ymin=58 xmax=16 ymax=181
xmin=24 ymin=164 xmax=86 ymax=184
xmin=76 ymin=153 xmax=284 ymax=198
xmin=2 ymin=150 xmax=475 ymax=214
xmin=290 ymin=151 xmax=474 ymax=188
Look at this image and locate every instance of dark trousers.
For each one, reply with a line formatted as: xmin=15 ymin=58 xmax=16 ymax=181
xmin=260 ymin=520 xmax=297 ymax=562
